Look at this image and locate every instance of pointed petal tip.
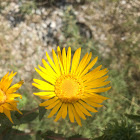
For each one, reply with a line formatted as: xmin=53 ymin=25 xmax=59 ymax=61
xmin=32 ymin=83 xmax=36 ymax=86
xmin=34 ymin=67 xmax=37 ymax=71
xmin=20 ymin=80 xmax=24 ymax=84
xmin=47 ymin=115 xmax=52 ymax=118
xmin=57 ymin=46 xmax=60 ymax=51
xmin=54 ymin=119 xmax=57 ymax=122
xmin=95 ymin=56 xmax=98 ymax=60
xmin=52 ymin=49 xmax=55 ymax=54
xmin=42 ymin=58 xmax=48 ymax=64
xmin=33 ymin=92 xmax=37 ymax=95
xmin=32 ymin=78 xmax=36 ymax=82
xmin=38 ymin=64 xmax=41 ymax=68
xmin=79 ymin=124 xmax=82 ymax=127
xmin=17 ymin=109 xmax=23 ymax=115
xmin=78 ymin=47 xmax=81 ymax=52
xmin=39 ymin=103 xmax=44 ymax=107
xmin=13 ymin=71 xmax=17 ymax=75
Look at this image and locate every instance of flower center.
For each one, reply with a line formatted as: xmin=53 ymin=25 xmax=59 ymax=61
xmin=55 ymin=74 xmax=84 ymax=103
xmin=0 ymin=89 xmax=6 ymax=104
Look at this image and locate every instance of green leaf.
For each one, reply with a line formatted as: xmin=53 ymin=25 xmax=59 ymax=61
xmin=39 ymin=106 xmax=47 ymax=121
xmin=2 ymin=129 xmax=32 ymax=140
xmin=15 ymin=110 xmax=38 ymax=124
xmin=11 ymin=113 xmax=20 ymax=125
xmin=41 ymin=130 xmax=63 ymax=140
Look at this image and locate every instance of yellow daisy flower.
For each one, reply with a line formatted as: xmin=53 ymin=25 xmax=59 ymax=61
xmin=33 ymin=47 xmax=111 ymax=126
xmin=0 ymin=71 xmax=23 ymax=123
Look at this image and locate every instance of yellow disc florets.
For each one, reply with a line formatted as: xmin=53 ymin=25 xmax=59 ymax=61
xmin=55 ymin=74 xmax=84 ymax=103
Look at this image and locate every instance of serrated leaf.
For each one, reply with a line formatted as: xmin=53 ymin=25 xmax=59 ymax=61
xmin=39 ymin=106 xmax=47 ymax=121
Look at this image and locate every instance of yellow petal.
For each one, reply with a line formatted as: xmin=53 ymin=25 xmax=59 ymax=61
xmin=33 ymin=92 xmax=55 ymax=96
xmin=84 ymin=68 xmax=108 ymax=83
xmin=77 ymin=52 xmax=92 ymax=76
xmin=7 ymin=100 xmax=19 ymax=104
xmin=73 ymin=103 xmax=86 ymax=120
xmin=46 ymin=100 xmax=60 ymax=109
xmin=66 ymin=47 xmax=71 ymax=74
xmin=52 ymin=49 xmax=61 ymax=76
xmin=82 ymin=65 xmax=102 ymax=81
xmin=3 ymin=108 xmax=13 ymax=123
xmin=57 ymin=46 xmax=63 ymax=65
xmin=32 ymin=80 xmax=54 ymax=91
xmin=38 ymin=65 xmax=57 ymax=79
xmin=8 ymin=72 xmax=17 ymax=80
xmin=54 ymin=103 xmax=65 ymax=122
xmin=71 ymin=48 xmax=81 ymax=74
xmin=39 ymin=95 xmax=55 ymax=99
xmin=85 ymin=86 xmax=111 ymax=93
xmin=0 ymin=72 xmax=16 ymax=91
xmin=0 ymin=72 xmax=9 ymax=83
xmin=85 ymin=75 xmax=109 ymax=86
xmin=35 ymin=68 xmax=56 ymax=85
xmin=71 ymin=104 xmax=82 ymax=126
xmin=9 ymin=102 xmax=22 ymax=114
xmin=87 ymin=81 xmax=110 ymax=89
xmin=6 ymin=80 xmax=24 ymax=94
xmin=68 ymin=104 xmax=74 ymax=123
xmin=62 ymin=47 xmax=67 ymax=74
xmin=33 ymin=78 xmax=54 ymax=89
xmin=48 ymin=101 xmax=62 ymax=118
xmin=75 ymin=102 xmax=92 ymax=116
xmin=6 ymin=93 xmax=22 ymax=99
xmin=40 ymin=97 xmax=58 ymax=106
xmin=62 ymin=103 xmax=68 ymax=119
xmin=79 ymin=56 xmax=98 ymax=77
xmin=82 ymin=93 xmax=105 ymax=103
xmin=0 ymin=106 xmax=3 ymax=113
xmin=46 ymin=51 xmax=60 ymax=75
xmin=85 ymin=93 xmax=109 ymax=101
xmin=2 ymin=78 xmax=13 ymax=92
xmin=42 ymin=59 xmax=58 ymax=78
xmin=75 ymin=53 xmax=88 ymax=75
xmin=2 ymin=103 xmax=14 ymax=110
xmin=81 ymin=98 xmax=103 ymax=108
xmin=79 ymin=100 xmax=98 ymax=113
xmin=58 ymin=51 xmax=64 ymax=74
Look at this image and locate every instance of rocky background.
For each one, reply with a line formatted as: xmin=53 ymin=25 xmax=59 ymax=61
xmin=0 ymin=0 xmax=140 ymax=139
